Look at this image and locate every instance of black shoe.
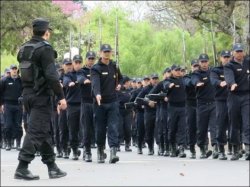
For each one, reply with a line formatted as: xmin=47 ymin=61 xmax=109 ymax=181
xmin=97 ymin=146 xmax=106 ymax=163
xmin=117 ymin=146 xmax=121 ymax=152
xmin=63 ymin=151 xmax=69 ymax=159
xmin=6 ymin=143 xmax=11 ymax=151
xmin=158 ymin=144 xmax=164 ymax=156
xmin=14 ymin=168 xmax=40 ymax=180
xmin=48 ymin=166 xmax=67 ymax=179
xmin=163 ymin=144 xmax=170 ymax=157
xmin=200 ymin=146 xmax=211 ymax=159
xmin=148 ymin=148 xmax=154 ymax=155
xmin=218 ymin=153 xmax=227 ymax=160
xmin=227 ymin=143 xmax=233 ymax=155
xmin=109 ymin=147 xmax=119 ymax=164
xmin=125 ymin=145 xmax=132 ymax=152
xmin=72 ymin=149 xmax=81 ymax=160
xmin=230 ymin=145 xmax=240 ymax=161
xmin=170 ymin=144 xmax=177 ymax=157
xmin=85 ymin=154 xmax=92 ymax=162
xmin=212 ymin=144 xmax=219 ymax=159
xmin=178 ymin=145 xmax=186 ymax=158
xmin=142 ymin=143 xmax=147 ymax=148
xmin=56 ymin=151 xmax=63 ymax=158
xmin=137 ymin=147 xmax=143 ymax=154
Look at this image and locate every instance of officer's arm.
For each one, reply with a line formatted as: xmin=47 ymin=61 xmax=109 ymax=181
xmin=77 ymin=72 xmax=88 ymax=85
xmin=183 ymin=75 xmax=192 ymax=87
xmin=224 ymin=64 xmax=236 ymax=87
xmin=149 ymin=82 xmax=162 ymax=94
xmin=191 ymin=73 xmax=202 ymax=86
xmin=210 ymin=69 xmax=221 ymax=87
xmin=62 ymin=74 xmax=72 ymax=88
xmin=40 ymin=46 xmax=64 ymax=100
xmin=90 ymin=68 xmax=101 ymax=96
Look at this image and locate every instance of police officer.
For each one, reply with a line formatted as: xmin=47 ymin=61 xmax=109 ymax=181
xmin=117 ymin=76 xmax=133 ymax=152
xmin=210 ymin=50 xmax=231 ymax=160
xmin=163 ymin=65 xmax=187 ymax=158
xmin=191 ymin=54 xmax=216 ymax=159
xmin=63 ymin=55 xmax=82 ymax=160
xmin=15 ymin=18 xmax=67 ymax=180
xmin=137 ymin=74 xmax=159 ymax=155
xmin=0 ymin=64 xmax=23 ymax=151
xmin=130 ymin=77 xmax=145 ymax=154
xmin=224 ymin=43 xmax=250 ymax=161
xmin=183 ymin=60 xmax=199 ymax=159
xmin=77 ymin=51 xmax=96 ymax=162
xmin=59 ymin=58 xmax=73 ymax=159
xmin=91 ymin=44 xmax=123 ymax=164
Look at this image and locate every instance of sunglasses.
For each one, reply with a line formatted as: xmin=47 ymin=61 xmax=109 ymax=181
xmin=88 ymin=58 xmax=95 ymax=60
xmin=11 ymin=67 xmax=17 ymax=70
xmin=235 ymin=50 xmax=243 ymax=53
xmin=200 ymin=60 xmax=208 ymax=63
xmin=103 ymin=51 xmax=111 ymax=53
xmin=223 ymin=56 xmax=230 ymax=58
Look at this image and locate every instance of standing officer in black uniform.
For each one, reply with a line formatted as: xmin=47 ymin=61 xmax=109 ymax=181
xmin=191 ymin=54 xmax=216 ymax=159
xmin=15 ymin=18 xmax=67 ymax=180
xmin=59 ymin=59 xmax=73 ymax=159
xmin=137 ymin=74 xmax=159 ymax=155
xmin=163 ymin=65 xmax=187 ymax=158
xmin=183 ymin=60 xmax=199 ymax=159
xmin=130 ymin=77 xmax=145 ymax=154
xmin=224 ymin=43 xmax=250 ymax=161
xmin=63 ymin=55 xmax=82 ymax=160
xmin=0 ymin=64 xmax=23 ymax=151
xmin=91 ymin=44 xmax=123 ymax=164
xmin=77 ymin=51 xmax=96 ymax=162
xmin=117 ymin=76 xmax=133 ymax=152
xmin=210 ymin=50 xmax=231 ymax=160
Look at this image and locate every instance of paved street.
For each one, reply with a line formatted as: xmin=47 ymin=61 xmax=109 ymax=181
xmin=1 ymin=146 xmax=249 ymax=186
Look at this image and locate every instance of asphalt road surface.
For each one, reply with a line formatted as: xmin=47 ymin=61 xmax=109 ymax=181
xmin=1 ymin=145 xmax=249 ymax=186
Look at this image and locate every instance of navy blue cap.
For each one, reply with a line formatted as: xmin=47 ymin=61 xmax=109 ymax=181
xmin=100 ymin=44 xmax=112 ymax=52
xmin=191 ymin=59 xmax=199 ymax=66
xmin=171 ymin=64 xmax=181 ymax=71
xmin=220 ymin=50 xmax=231 ymax=57
xmin=151 ymin=73 xmax=159 ymax=79
xmin=10 ymin=64 xmax=17 ymax=69
xmin=122 ymin=76 xmax=131 ymax=84
xmin=32 ymin=18 xmax=52 ymax=31
xmin=73 ymin=55 xmax=83 ymax=62
xmin=163 ymin=67 xmax=171 ymax=74
xmin=143 ymin=75 xmax=150 ymax=80
xmin=5 ymin=68 xmax=10 ymax=73
xmin=136 ymin=78 xmax=142 ymax=83
xmin=86 ymin=51 xmax=96 ymax=59
xmin=198 ymin=54 xmax=209 ymax=61
xmin=232 ymin=43 xmax=244 ymax=51
xmin=63 ymin=58 xmax=72 ymax=65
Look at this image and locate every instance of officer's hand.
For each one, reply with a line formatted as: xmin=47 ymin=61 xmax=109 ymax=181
xmin=0 ymin=105 xmax=3 ymax=113
xmin=231 ymin=83 xmax=238 ymax=91
xmin=164 ymin=97 xmax=168 ymax=102
xmin=220 ymin=81 xmax=227 ymax=87
xmin=84 ymin=79 xmax=91 ymax=84
xmin=96 ymin=94 xmax=102 ymax=106
xmin=148 ymin=100 xmax=156 ymax=108
xmin=196 ymin=82 xmax=204 ymax=87
xmin=116 ymin=84 xmax=121 ymax=91
xmin=58 ymin=99 xmax=67 ymax=110
xmin=69 ymin=82 xmax=75 ymax=87
xmin=169 ymin=83 xmax=175 ymax=88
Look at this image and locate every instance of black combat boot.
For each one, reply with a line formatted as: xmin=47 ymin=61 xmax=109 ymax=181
xmin=189 ymin=145 xmax=196 ymax=159
xmin=63 ymin=149 xmax=69 ymax=159
xmin=56 ymin=148 xmax=63 ymax=158
xmin=200 ymin=146 xmax=207 ymax=159
xmin=158 ymin=143 xmax=164 ymax=156
xmin=125 ymin=144 xmax=132 ymax=152
xmin=178 ymin=145 xmax=186 ymax=158
xmin=170 ymin=143 xmax=177 ymax=157
xmin=244 ymin=144 xmax=250 ymax=161
xmin=163 ymin=143 xmax=170 ymax=157
xmin=72 ymin=148 xmax=81 ymax=160
xmin=218 ymin=145 xmax=227 ymax=160
xmin=231 ymin=145 xmax=241 ymax=161
xmin=137 ymin=144 xmax=143 ymax=154
xmin=84 ymin=146 xmax=92 ymax=162
xmin=47 ymin=162 xmax=67 ymax=179
xmin=14 ymin=160 xmax=40 ymax=180
xmin=109 ymin=147 xmax=119 ymax=164
xmin=148 ymin=144 xmax=154 ymax=155
xmin=97 ymin=146 xmax=106 ymax=163
xmin=5 ymin=140 xmax=11 ymax=151
xmin=227 ymin=143 xmax=233 ymax=155
xmin=212 ymin=144 xmax=219 ymax=159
